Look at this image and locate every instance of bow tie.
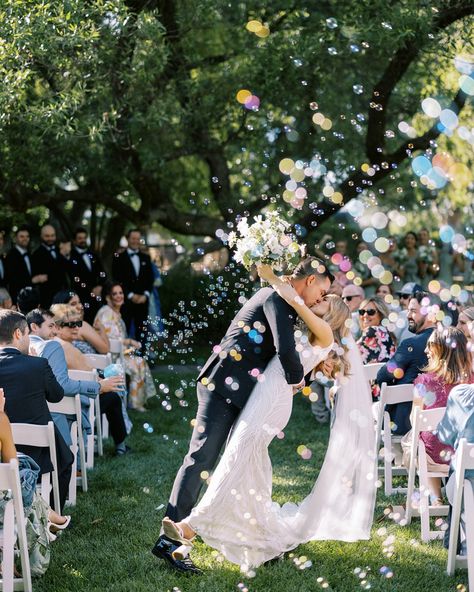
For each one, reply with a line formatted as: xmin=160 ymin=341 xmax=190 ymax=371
xmin=128 ymin=250 xmax=139 ymax=257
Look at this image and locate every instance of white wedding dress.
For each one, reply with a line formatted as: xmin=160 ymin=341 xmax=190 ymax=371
xmin=184 ymin=336 xmax=376 ymax=571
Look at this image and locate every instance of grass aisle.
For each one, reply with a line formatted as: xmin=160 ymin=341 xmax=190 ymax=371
xmin=36 ymin=371 xmax=468 ymax=592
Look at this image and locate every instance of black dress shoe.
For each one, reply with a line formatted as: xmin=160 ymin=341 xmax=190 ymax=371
xmin=151 ymin=535 xmax=203 ymax=575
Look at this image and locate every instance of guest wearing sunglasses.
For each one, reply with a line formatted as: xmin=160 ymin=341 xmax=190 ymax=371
xmin=342 ymin=284 xmax=365 ymax=340
xmin=357 ymin=297 xmax=396 ymax=399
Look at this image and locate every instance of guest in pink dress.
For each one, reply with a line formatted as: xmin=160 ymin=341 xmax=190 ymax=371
xmin=413 ymin=327 xmax=473 ymax=504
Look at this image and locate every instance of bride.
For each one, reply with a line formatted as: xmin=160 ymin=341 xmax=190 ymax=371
xmin=162 ymin=265 xmax=376 ymax=571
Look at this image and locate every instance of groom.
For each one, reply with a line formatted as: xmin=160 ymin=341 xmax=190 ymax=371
xmin=152 ymin=256 xmax=333 ymax=573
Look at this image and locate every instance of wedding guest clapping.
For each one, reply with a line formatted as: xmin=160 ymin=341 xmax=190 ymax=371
xmin=94 ymin=282 xmax=156 ymax=412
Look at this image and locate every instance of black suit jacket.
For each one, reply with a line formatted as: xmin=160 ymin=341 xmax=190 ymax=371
xmin=198 ymin=287 xmax=304 ymax=408
xmin=4 ymin=248 xmax=32 ymax=303
xmin=376 ymin=327 xmax=434 ymax=386
xmin=112 ymin=250 xmax=154 ymax=296
xmin=0 ymin=348 xmax=65 ymax=473
xmin=68 ymin=247 xmax=106 ymax=300
xmin=0 ymin=254 xmax=7 ymax=288
xmin=31 ymin=244 xmax=69 ymax=307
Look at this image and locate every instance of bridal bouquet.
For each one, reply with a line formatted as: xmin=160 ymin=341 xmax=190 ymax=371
xmin=228 ymin=211 xmax=304 ymax=272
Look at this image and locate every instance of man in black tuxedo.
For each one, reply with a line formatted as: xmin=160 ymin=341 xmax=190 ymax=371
xmin=68 ymin=227 xmax=106 ymax=322
xmin=4 ymin=227 xmax=40 ymax=305
xmin=0 ymin=231 xmax=7 ymax=289
xmin=112 ymin=229 xmax=154 ymax=346
xmin=152 ymin=256 xmax=333 ymax=573
xmin=31 ymin=224 xmax=69 ymax=308
xmin=0 ymin=309 xmax=73 ymax=511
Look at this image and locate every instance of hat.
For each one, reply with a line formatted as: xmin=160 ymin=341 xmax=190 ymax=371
xmin=398 ymin=282 xmax=424 ymax=296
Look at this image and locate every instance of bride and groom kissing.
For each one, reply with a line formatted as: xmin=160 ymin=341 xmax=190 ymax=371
xmin=152 ymin=256 xmax=376 ymax=574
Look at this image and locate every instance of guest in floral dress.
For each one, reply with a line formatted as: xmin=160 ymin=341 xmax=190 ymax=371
xmin=94 ymin=282 xmax=156 ymax=412
xmin=412 ymin=327 xmax=473 ymax=504
xmin=393 ymin=231 xmax=421 ymax=284
xmin=357 ymin=296 xmax=396 ymax=399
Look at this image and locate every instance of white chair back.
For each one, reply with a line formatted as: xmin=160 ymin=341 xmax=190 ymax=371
xmin=447 ymin=438 xmax=474 ymax=580
xmin=48 ymin=394 xmax=87 ymax=503
xmin=363 ymin=362 xmax=384 ymax=382
xmin=376 ymin=382 xmax=414 ymax=496
xmin=10 ymin=421 xmax=61 ymax=514
xmin=68 ymin=369 xmax=103 ymax=467
xmin=464 ymin=479 xmax=474 ymax=592
xmin=0 ymin=459 xmax=32 ymax=592
xmin=405 ymin=406 xmax=448 ymax=539
xmin=84 ymin=353 xmax=112 ymax=371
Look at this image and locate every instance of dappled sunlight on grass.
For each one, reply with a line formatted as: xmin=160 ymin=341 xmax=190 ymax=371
xmin=33 ymin=370 xmax=468 ymax=592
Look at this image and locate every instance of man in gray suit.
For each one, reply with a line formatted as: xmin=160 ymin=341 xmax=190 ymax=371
xmin=26 ymin=309 xmax=128 ymax=455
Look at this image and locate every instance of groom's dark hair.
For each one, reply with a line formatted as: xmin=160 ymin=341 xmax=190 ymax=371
xmin=292 ymin=256 xmax=335 ymax=283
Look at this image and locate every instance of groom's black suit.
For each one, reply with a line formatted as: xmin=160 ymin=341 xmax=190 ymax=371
xmin=166 ymin=287 xmax=304 ymax=522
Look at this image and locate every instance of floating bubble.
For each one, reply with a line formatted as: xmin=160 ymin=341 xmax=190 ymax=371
xmin=411 ymin=155 xmax=431 ymax=176
xmin=328 ymin=47 xmax=338 ymax=56
xmin=362 ymin=227 xmax=377 ymax=243
xmin=353 ymin=84 xmax=364 ymax=95
xmin=325 ymin=17 xmax=338 ymax=29
xmin=439 ymin=109 xmax=459 ymax=130
xmin=421 ymin=98 xmax=441 ymax=118
xmin=236 ymin=89 xmax=251 ymax=104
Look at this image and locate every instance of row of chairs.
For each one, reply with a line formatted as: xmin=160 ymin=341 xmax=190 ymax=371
xmin=0 ymin=340 xmax=125 ymax=591
xmin=363 ymin=362 xmax=473 ymax=587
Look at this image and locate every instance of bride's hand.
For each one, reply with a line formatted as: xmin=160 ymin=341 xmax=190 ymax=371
xmin=256 ymin=264 xmax=277 ymax=283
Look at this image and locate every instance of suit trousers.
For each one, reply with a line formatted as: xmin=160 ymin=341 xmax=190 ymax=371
xmin=100 ymin=391 xmax=127 ymax=445
xmin=122 ymin=300 xmax=149 ymax=346
xmin=165 ymin=382 xmax=241 ymax=522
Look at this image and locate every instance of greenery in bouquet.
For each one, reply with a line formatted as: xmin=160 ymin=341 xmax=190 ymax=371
xmin=393 ymin=247 xmax=409 ymax=266
xmin=227 ymin=211 xmax=305 ymax=272
xmin=418 ymin=245 xmax=435 ymax=265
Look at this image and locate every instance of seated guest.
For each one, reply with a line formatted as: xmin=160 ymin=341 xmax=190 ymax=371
xmin=0 ymin=387 xmax=70 ymax=574
xmin=375 ymin=283 xmax=394 ymax=300
xmin=411 ymin=328 xmax=472 ymax=505
xmin=0 ymin=310 xmax=73 ymax=511
xmin=457 ymin=306 xmax=474 ymax=344
xmin=437 ymin=382 xmax=474 ymax=554
xmin=392 ymin=282 xmax=423 ymax=344
xmin=376 ymin=291 xmax=438 ymax=435
xmin=0 ymin=288 xmax=12 ymax=310
xmin=28 ymin=309 xmax=130 ymax=456
xmin=16 ymin=286 xmax=41 ymax=315
xmin=94 ymin=282 xmax=156 ymax=412
xmin=52 ymin=291 xmax=109 ymax=354
xmin=341 ymin=284 xmax=365 ymax=340
xmin=357 ymin=296 xmax=396 ymax=399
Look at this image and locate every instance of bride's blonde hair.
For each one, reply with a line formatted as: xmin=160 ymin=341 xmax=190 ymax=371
xmin=309 ymin=294 xmax=351 ymax=377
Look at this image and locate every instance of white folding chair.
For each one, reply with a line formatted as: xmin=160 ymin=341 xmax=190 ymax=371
xmin=405 ymin=406 xmax=449 ymax=540
xmin=0 ymin=459 xmax=32 ymax=592
xmin=363 ymin=362 xmax=385 ymax=383
xmin=447 ymin=438 xmax=474 ymax=585
xmin=48 ymin=394 xmax=87 ymax=505
xmin=375 ymin=382 xmax=414 ymax=495
xmin=84 ymin=353 xmax=112 ymax=371
xmin=109 ymin=338 xmax=125 ymax=367
xmin=10 ymin=421 xmax=61 ymax=514
xmin=69 ymin=369 xmax=102 ymax=468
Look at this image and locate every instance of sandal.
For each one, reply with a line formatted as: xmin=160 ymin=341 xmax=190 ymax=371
xmin=49 ymin=515 xmax=71 ymax=534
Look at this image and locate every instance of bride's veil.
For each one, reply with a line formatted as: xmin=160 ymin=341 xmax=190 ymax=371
xmin=280 ymin=336 xmax=377 ymax=543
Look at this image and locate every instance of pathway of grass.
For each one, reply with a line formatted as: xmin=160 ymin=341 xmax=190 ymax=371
xmin=35 ymin=371 xmax=468 ymax=591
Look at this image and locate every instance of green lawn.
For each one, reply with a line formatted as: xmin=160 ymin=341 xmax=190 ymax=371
xmin=35 ymin=371 xmax=469 ymax=592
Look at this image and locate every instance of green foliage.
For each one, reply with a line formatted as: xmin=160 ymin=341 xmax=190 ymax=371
xmin=0 ymin=0 xmax=472 ymax=245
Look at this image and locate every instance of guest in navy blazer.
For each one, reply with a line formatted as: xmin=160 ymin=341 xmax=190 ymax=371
xmin=0 ymin=309 xmax=73 ymax=511
xmin=376 ymin=291 xmax=438 ymax=435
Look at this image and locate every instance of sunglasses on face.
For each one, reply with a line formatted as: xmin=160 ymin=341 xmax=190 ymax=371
xmin=359 ymin=309 xmax=377 ymax=317
xmin=343 ymin=295 xmax=359 ymax=302
xmin=398 ymin=294 xmax=411 ymax=300
xmin=59 ymin=320 xmax=83 ymax=328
